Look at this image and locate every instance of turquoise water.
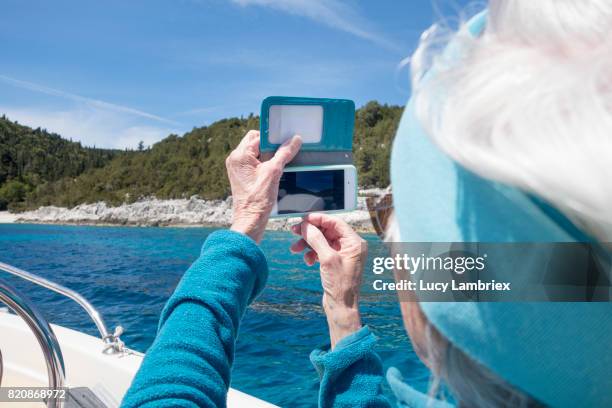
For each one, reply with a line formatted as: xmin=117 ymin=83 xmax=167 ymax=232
xmin=0 ymin=223 xmax=429 ymax=407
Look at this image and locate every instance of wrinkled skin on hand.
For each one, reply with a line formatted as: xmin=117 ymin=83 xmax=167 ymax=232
xmin=291 ymin=213 xmax=367 ymax=348
xmin=227 ymin=130 xmax=302 ymax=243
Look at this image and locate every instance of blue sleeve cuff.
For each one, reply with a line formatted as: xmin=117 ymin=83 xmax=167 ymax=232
xmin=309 ymin=326 xmax=390 ymax=407
xmin=310 ymin=326 xmax=377 ymax=377
xmin=335 ymin=325 xmax=373 ymax=350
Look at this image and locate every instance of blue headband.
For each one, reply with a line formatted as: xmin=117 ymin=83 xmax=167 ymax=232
xmin=390 ymin=11 xmax=611 ymax=407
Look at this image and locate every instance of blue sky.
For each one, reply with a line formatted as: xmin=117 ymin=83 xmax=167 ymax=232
xmin=0 ymin=0 xmax=475 ymax=149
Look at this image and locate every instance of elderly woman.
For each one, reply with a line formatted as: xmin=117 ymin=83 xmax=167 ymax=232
xmin=122 ymin=1 xmax=612 ymax=407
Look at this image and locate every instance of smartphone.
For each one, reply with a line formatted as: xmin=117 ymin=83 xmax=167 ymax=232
xmin=271 ymin=165 xmax=357 ymax=217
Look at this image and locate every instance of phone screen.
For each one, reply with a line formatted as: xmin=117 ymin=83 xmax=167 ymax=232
xmin=277 ymin=170 xmax=345 ymax=214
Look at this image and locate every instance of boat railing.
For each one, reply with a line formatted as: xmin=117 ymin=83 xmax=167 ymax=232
xmin=0 ymin=261 xmax=124 ymax=354
xmin=0 ymin=278 xmax=65 ymax=407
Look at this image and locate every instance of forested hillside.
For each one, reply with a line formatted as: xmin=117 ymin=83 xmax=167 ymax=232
xmin=0 ymin=116 xmax=118 ymax=210
xmin=0 ymin=101 xmax=402 ymax=211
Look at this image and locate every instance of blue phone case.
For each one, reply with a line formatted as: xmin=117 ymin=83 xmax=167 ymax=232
xmin=260 ymin=96 xmax=355 ymax=166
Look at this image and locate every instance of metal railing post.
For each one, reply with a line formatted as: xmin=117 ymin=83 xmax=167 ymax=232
xmin=0 ymin=279 xmax=65 ymax=408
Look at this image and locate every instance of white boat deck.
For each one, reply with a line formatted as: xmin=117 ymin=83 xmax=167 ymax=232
xmin=0 ymin=310 xmax=276 ymax=407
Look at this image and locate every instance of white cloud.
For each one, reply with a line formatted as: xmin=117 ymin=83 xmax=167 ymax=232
xmin=229 ymin=0 xmax=399 ymax=51
xmin=0 ymin=74 xmax=180 ymax=126
xmin=0 ymin=106 xmax=176 ymax=150
xmin=0 ymin=74 xmax=182 ymax=149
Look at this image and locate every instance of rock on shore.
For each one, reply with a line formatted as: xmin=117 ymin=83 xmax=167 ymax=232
xmin=15 ymin=189 xmax=385 ymax=233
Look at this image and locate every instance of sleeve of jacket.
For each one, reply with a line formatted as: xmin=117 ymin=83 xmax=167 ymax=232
xmin=310 ymin=326 xmax=391 ymax=408
xmin=121 ymin=229 xmax=268 ymax=408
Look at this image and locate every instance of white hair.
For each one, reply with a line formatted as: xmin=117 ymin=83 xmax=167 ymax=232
xmin=389 ymin=1 xmax=612 ymax=405
xmin=411 ymin=0 xmax=612 ymax=241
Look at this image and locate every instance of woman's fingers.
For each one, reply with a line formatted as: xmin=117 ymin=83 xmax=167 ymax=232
xmin=304 ymin=213 xmax=357 ymax=241
xmin=304 ymin=250 xmax=318 ymax=266
xmin=300 ymin=221 xmax=334 ymax=263
xmin=291 ymin=215 xmax=361 ymax=266
xmin=290 ymin=223 xmax=301 ymax=236
xmin=270 ymin=135 xmax=302 ymax=168
xmin=290 ymin=238 xmax=318 ymax=265
xmin=236 ymin=130 xmax=260 ymax=157
xmin=290 ymin=238 xmax=309 ymax=253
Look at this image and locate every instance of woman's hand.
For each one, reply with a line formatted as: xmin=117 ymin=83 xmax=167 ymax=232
xmin=290 ymin=213 xmax=367 ymax=348
xmin=227 ymin=130 xmax=302 ymax=243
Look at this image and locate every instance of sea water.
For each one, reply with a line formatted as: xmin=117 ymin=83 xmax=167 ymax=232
xmin=0 ymin=224 xmax=430 ymax=407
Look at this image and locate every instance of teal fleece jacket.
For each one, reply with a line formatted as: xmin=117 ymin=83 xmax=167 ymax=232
xmin=121 ymin=230 xmax=390 ymax=408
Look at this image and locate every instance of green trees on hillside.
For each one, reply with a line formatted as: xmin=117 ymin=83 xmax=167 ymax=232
xmin=0 ymin=101 xmax=403 ymax=211
xmin=354 ymin=101 xmax=402 ymax=187
xmin=0 ymin=117 xmax=118 ymax=210
xmin=0 ymin=180 xmax=28 ymax=209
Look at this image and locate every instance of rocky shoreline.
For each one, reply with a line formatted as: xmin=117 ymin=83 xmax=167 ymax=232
xmin=8 ymin=189 xmax=384 ymax=233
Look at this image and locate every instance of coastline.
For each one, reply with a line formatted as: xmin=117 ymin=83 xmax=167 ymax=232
xmin=0 ymin=211 xmax=17 ymax=223
xmin=3 ymin=190 xmax=382 ymax=233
